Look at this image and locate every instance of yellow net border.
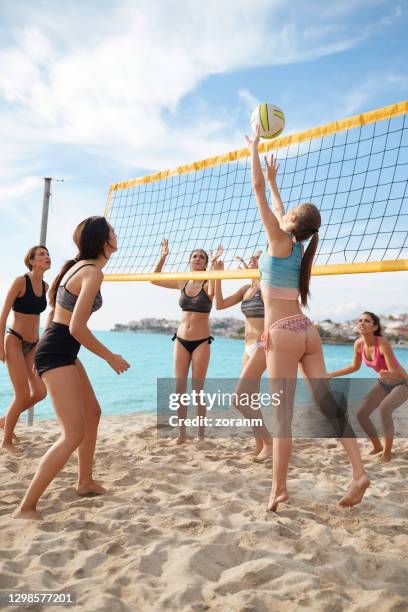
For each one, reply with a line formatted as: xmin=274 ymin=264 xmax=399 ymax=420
xmin=104 ymin=100 xmax=408 ymax=280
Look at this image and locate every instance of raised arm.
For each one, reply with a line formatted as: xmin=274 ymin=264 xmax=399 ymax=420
xmin=264 ymin=154 xmax=285 ymax=224
xmin=212 ymin=261 xmax=246 ymax=309
xmin=151 ymin=239 xmax=182 ymax=290
xmin=69 ymin=268 xmax=129 ymax=374
xmin=244 ymin=128 xmax=287 ymax=247
xmin=327 ymin=340 xmax=362 ymax=377
xmin=0 ymin=276 xmax=25 ymax=362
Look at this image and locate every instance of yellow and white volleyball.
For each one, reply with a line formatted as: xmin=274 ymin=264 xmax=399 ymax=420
xmin=251 ymin=103 xmax=285 ymax=139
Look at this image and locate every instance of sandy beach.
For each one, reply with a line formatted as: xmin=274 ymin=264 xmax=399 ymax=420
xmin=1 ymin=414 xmax=408 ymax=611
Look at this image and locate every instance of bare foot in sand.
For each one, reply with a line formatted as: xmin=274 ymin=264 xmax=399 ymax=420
xmin=380 ymin=452 xmax=391 ymax=463
xmin=268 ymin=488 xmax=289 ymax=512
xmin=0 ymin=442 xmax=24 ymax=455
xmin=76 ymin=480 xmax=108 ymax=496
xmin=12 ymin=508 xmax=43 ymax=520
xmin=194 ymin=436 xmax=206 ymax=448
xmin=173 ymin=435 xmax=187 ymax=445
xmin=368 ymin=446 xmax=383 ymax=455
xmin=339 ymin=472 xmax=370 ymax=508
xmin=253 ymin=443 xmax=273 ymax=463
xmin=0 ymin=419 xmax=20 ymax=443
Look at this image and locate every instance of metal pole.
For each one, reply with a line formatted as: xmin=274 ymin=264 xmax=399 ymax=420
xmin=27 ymin=178 xmax=52 ymax=426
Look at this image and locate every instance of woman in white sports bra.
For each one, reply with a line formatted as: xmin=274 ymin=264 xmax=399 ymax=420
xmin=213 ymin=252 xmax=272 ymax=461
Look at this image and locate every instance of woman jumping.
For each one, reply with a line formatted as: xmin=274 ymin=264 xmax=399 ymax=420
xmin=0 ymin=246 xmax=51 ymax=453
xmin=13 ymin=217 xmax=129 ymax=520
xmin=246 ymin=126 xmax=370 ymax=511
xmin=328 ymin=311 xmax=408 ymax=462
xmin=152 ymin=239 xmax=214 ymax=444
xmin=212 ymin=252 xmax=272 ymax=461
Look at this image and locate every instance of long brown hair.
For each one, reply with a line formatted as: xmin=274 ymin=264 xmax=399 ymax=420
xmin=49 ymin=216 xmax=111 ymax=306
xmin=24 ymin=245 xmax=49 ymax=270
xmin=362 ymin=311 xmax=383 ymax=336
xmin=291 ymin=203 xmax=321 ymax=307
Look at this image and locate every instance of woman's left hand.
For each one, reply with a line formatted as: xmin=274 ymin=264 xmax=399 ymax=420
xmin=211 ymin=244 xmax=224 ymax=264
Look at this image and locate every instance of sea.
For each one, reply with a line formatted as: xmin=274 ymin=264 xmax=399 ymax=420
xmin=0 ymin=331 xmax=407 ymax=421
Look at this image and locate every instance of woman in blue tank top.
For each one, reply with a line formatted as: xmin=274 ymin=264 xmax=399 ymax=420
xmin=0 ymin=246 xmax=50 ymax=452
xmin=245 ymin=126 xmax=370 ymax=511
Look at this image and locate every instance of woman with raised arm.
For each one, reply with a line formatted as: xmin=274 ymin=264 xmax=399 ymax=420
xmin=328 ymin=311 xmax=408 ymax=462
xmin=152 ymin=239 xmax=215 ymax=444
xmin=13 ymin=217 xmax=130 ymax=520
xmin=246 ymin=126 xmax=370 ymax=511
xmin=0 ymin=246 xmax=51 ymax=453
xmin=213 ymin=253 xmax=272 ymax=461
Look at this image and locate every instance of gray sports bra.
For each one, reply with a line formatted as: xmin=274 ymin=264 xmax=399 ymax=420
xmin=56 ymin=264 xmax=103 ymax=313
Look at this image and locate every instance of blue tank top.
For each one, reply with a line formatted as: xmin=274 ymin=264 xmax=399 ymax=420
xmin=259 ymin=241 xmax=302 ymax=289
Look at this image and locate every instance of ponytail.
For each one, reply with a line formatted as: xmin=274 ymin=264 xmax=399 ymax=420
xmin=299 ymin=232 xmax=318 ymax=307
xmin=48 ymin=259 xmax=77 ymax=307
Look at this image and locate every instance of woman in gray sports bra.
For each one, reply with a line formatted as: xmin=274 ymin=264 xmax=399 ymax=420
xmin=13 ymin=217 xmax=130 ymax=520
xmin=152 ymin=239 xmax=214 ymax=445
xmin=213 ymin=251 xmax=272 ymax=461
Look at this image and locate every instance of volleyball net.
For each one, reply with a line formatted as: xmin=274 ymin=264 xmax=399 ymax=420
xmin=104 ymin=101 xmax=408 ymax=281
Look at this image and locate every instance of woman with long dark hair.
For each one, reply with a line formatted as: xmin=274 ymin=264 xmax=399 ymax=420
xmin=246 ymin=126 xmax=370 ymax=511
xmin=152 ymin=239 xmax=214 ymax=444
xmin=13 ymin=217 xmax=129 ymax=519
xmin=328 ymin=311 xmax=408 ymax=462
xmin=0 ymin=246 xmax=51 ymax=452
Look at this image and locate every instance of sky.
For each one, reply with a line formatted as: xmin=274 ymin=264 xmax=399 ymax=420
xmin=0 ymin=0 xmax=407 ymax=330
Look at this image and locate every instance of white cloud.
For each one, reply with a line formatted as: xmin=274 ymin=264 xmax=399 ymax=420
xmin=0 ymin=0 xmax=400 ymax=174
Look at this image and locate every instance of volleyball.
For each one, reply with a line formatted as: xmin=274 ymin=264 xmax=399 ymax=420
xmin=251 ymin=103 xmax=285 ymax=139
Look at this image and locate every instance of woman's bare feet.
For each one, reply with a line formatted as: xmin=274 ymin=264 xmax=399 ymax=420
xmin=268 ymin=487 xmax=289 ymax=512
xmin=0 ymin=442 xmax=24 ymax=455
xmin=380 ymin=452 xmax=391 ymax=463
xmin=368 ymin=445 xmax=383 ymax=455
xmin=0 ymin=419 xmax=20 ymax=443
xmin=76 ymin=480 xmax=108 ymax=496
xmin=173 ymin=435 xmax=187 ymax=445
xmin=339 ymin=472 xmax=370 ymax=508
xmin=253 ymin=443 xmax=273 ymax=463
xmin=12 ymin=508 xmax=43 ymax=520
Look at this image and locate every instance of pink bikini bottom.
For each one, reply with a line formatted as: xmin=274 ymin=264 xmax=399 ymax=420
xmin=261 ymin=314 xmax=313 ymax=352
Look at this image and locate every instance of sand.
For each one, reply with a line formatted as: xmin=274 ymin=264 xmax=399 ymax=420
xmin=1 ymin=414 xmax=408 ymax=611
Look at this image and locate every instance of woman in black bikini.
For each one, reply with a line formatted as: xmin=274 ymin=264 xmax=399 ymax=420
xmin=13 ymin=217 xmax=129 ymax=520
xmin=0 ymin=246 xmax=51 ymax=453
xmin=152 ymin=239 xmax=215 ymax=444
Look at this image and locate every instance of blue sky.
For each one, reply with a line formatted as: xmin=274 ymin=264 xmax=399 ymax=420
xmin=0 ymin=0 xmax=407 ymax=329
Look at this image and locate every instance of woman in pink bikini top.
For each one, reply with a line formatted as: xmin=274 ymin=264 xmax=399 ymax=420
xmin=328 ymin=311 xmax=408 ymax=463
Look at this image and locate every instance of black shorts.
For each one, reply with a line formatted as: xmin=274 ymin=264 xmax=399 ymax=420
xmin=35 ymin=322 xmax=81 ymax=377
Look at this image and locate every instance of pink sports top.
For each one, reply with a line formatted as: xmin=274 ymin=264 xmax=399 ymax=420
xmin=360 ymin=337 xmax=401 ymax=373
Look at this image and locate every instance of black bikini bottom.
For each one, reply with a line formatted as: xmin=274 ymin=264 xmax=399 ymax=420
xmin=35 ymin=322 xmax=81 ymax=376
xmin=7 ymin=328 xmax=38 ymax=356
xmin=172 ymin=334 xmax=214 ymax=355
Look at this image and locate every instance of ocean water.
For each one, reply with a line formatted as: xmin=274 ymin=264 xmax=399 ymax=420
xmin=0 ymin=331 xmax=407 ymax=421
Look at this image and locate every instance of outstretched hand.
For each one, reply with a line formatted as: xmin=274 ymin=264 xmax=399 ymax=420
xmin=263 ymin=153 xmax=280 ymax=184
xmin=244 ymin=123 xmax=261 ymax=151
xmin=235 ymin=255 xmax=248 ymax=270
xmin=160 ymin=238 xmax=169 ymax=258
xmin=211 ymin=244 xmax=224 ymax=263
xmin=212 ymin=260 xmax=224 ymax=271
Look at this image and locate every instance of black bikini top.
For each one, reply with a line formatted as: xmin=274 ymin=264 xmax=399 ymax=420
xmin=56 ymin=264 xmax=103 ymax=313
xmin=12 ymin=274 xmax=47 ymax=315
xmin=241 ymin=287 xmax=264 ymax=319
xmin=179 ymin=281 xmax=212 ymax=314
